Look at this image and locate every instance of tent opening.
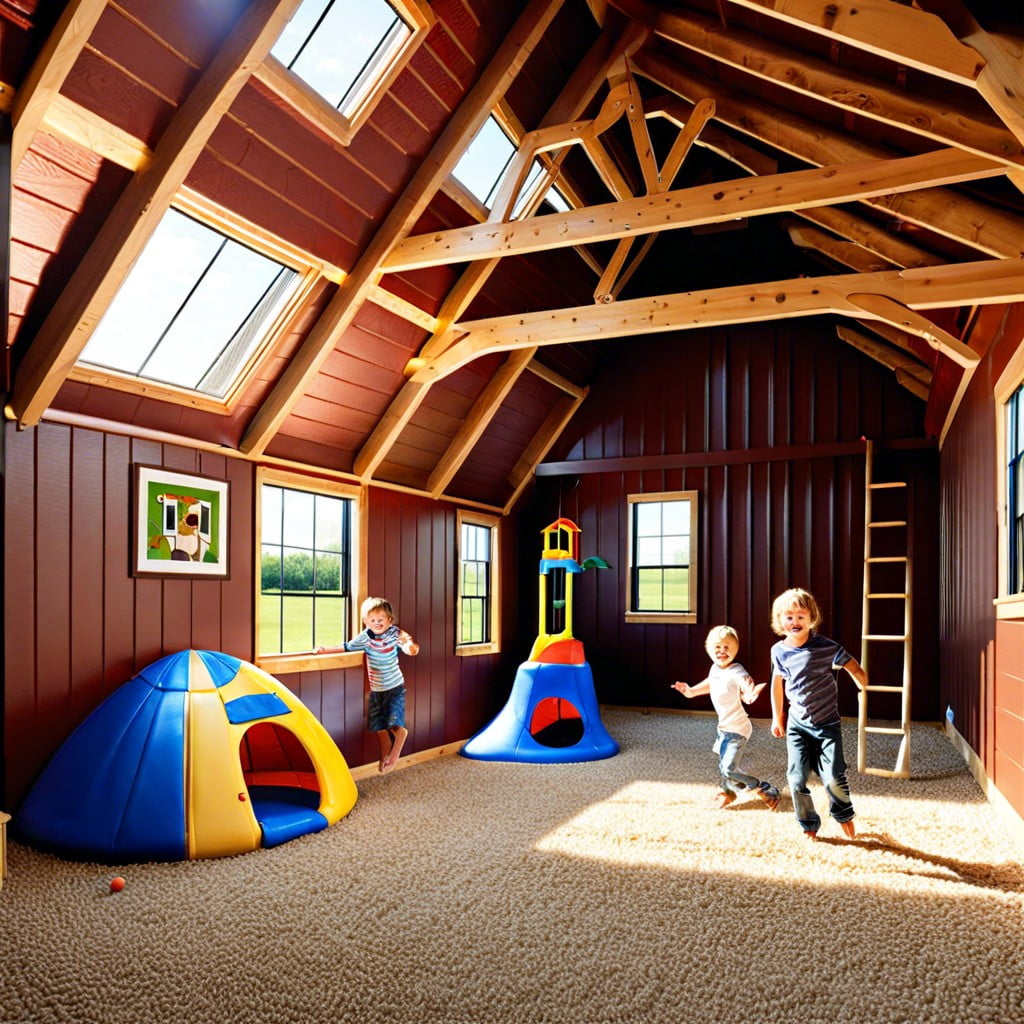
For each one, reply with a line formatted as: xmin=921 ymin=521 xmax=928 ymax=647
xmin=529 ymin=696 xmax=584 ymax=748
xmin=239 ymin=722 xmax=325 ymax=847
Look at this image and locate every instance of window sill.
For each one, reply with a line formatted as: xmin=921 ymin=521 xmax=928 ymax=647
xmin=455 ymin=642 xmax=500 ymax=657
xmin=994 ymin=595 xmax=1024 ymax=620
xmin=256 ymin=650 xmax=362 ymax=674
xmin=625 ymin=612 xmax=697 ymax=625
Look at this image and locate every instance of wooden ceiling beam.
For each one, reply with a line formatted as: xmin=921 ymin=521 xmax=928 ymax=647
xmin=720 ymin=0 xmax=984 ymax=86
xmin=10 ymin=0 xmax=107 ymax=172
xmin=384 ymin=147 xmax=1002 ymax=272
xmin=428 ymin=347 xmax=537 ymax=498
xmin=915 ymin=0 xmax=1024 ymax=163
xmin=9 ymin=0 xmax=304 ymax=430
xmin=503 ymin=389 xmax=589 ymax=515
xmin=414 ymin=256 xmax=1023 ymax=383
xmin=794 ymin=207 xmax=945 ymax=270
xmin=621 ymin=0 xmax=1024 ymax=171
xmin=784 ymin=219 xmax=898 ymax=274
xmin=239 ymin=0 xmax=567 ymax=457
xmin=836 ymin=324 xmax=932 ymax=401
xmin=632 ymin=47 xmax=1024 ymax=258
xmin=846 ymin=291 xmax=979 ymax=367
xmin=353 ymin=15 xmax=633 ymax=482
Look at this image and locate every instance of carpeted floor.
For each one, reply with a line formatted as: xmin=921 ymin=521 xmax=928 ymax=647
xmin=2 ymin=710 xmax=1024 ymax=1024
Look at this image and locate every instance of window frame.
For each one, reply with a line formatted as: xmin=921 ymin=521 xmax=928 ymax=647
xmin=625 ymin=490 xmax=699 ymax=625
xmin=71 ymin=190 xmax=331 ymax=413
xmin=995 ymin=345 xmax=1024 ymax=618
xmin=259 ymin=0 xmax=433 ymax=148
xmin=255 ymin=467 xmax=367 ymax=674
xmin=456 ymin=509 xmax=500 ymax=656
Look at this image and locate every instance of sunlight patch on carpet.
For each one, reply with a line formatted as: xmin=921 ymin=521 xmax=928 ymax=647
xmin=532 ymin=779 xmax=1024 ymax=897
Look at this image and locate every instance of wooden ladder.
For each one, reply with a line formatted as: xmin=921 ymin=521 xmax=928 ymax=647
xmin=858 ymin=440 xmax=912 ymax=778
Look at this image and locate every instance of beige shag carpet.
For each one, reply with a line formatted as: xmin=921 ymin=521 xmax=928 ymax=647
xmin=2 ymin=710 xmax=1024 ymax=1024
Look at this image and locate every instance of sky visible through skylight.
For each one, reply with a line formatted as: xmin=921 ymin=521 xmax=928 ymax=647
xmin=272 ymin=0 xmax=405 ymax=113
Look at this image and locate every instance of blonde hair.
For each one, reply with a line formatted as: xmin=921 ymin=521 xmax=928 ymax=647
xmin=704 ymin=624 xmax=739 ymax=656
xmin=360 ymin=596 xmax=394 ymax=622
xmin=770 ymin=587 xmax=822 ymax=635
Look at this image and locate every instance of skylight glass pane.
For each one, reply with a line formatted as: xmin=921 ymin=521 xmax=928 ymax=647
xmin=272 ymin=0 xmax=409 ymax=114
xmin=81 ymin=208 xmax=299 ymax=399
xmin=452 ymin=116 xmax=516 ymax=206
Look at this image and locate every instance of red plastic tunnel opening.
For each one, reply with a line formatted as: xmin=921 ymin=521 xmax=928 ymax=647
xmin=239 ymin=721 xmax=320 ymax=792
xmin=529 ymin=696 xmax=585 ymax=748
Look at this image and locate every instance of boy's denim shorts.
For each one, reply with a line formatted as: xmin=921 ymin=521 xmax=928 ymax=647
xmin=368 ymin=685 xmax=406 ymax=732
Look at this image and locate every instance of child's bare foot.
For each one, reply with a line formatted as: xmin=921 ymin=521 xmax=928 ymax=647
xmin=756 ymin=788 xmax=780 ymax=811
xmin=716 ymin=791 xmax=737 ymax=809
xmin=803 ymin=830 xmax=818 ymax=841
xmin=840 ymin=819 xmax=856 ymax=838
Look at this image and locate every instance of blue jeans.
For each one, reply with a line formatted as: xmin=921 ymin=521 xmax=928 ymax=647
xmin=786 ymin=717 xmax=854 ymax=832
xmin=717 ymin=731 xmax=775 ymax=796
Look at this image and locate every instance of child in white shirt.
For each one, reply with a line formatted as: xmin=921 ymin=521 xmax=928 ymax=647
xmin=673 ymin=624 xmax=780 ymax=810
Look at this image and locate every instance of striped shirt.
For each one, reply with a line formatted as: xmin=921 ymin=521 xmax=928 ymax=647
xmin=345 ymin=625 xmax=409 ymax=692
xmin=771 ymin=633 xmax=851 ymax=726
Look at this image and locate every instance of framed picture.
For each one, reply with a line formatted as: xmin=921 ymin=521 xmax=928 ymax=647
xmin=133 ymin=465 xmax=230 ymax=578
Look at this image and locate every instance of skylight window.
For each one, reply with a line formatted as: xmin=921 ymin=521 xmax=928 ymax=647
xmin=272 ymin=0 xmax=411 ymax=116
xmin=452 ymin=115 xmax=572 ymax=216
xmin=79 ymin=208 xmax=302 ymax=401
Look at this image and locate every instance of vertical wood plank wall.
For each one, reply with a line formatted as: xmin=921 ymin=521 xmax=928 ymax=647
xmin=941 ymin=304 xmax=1024 ymax=821
xmin=525 ymin=320 xmax=940 ymax=724
xmin=1 ymin=422 xmax=514 ymax=806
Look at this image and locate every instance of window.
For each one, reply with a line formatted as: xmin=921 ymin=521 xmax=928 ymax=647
xmin=257 ymin=469 xmax=364 ymax=669
xmin=457 ymin=510 xmax=499 ymax=655
xmin=626 ymin=491 xmax=698 ymax=623
xmin=1008 ymin=384 xmax=1024 ymax=595
xmin=267 ymin=0 xmax=432 ymax=143
xmin=451 ymin=114 xmax=570 ymax=217
xmin=76 ymin=203 xmax=316 ymax=409
xmin=996 ymin=345 xmax=1024 ymax=617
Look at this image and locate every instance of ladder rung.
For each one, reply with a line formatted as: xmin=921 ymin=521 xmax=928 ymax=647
xmin=866 ymin=592 xmax=909 ymax=599
xmin=862 ymin=634 xmax=908 ymax=641
xmin=867 ymin=557 xmax=908 ymax=563
xmin=862 ymin=766 xmax=911 ymax=779
xmin=868 ymin=520 xmax=907 ymax=528
xmin=869 ymin=482 xmax=906 ymax=490
xmin=863 ymin=685 xmax=906 ymax=694
xmin=865 ymin=725 xmax=908 ymax=735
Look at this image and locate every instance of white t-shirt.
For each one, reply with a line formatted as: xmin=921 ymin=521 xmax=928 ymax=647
xmin=707 ymin=662 xmax=754 ymax=741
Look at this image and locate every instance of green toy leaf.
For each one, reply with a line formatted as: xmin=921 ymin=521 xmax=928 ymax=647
xmin=582 ymin=556 xmax=611 ymax=570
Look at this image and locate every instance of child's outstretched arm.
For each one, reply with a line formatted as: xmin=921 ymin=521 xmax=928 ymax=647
xmin=398 ymin=630 xmax=420 ymax=656
xmin=770 ymin=674 xmax=786 ymax=736
xmin=672 ymin=678 xmax=710 ymax=698
xmin=843 ymin=657 xmax=867 ymax=691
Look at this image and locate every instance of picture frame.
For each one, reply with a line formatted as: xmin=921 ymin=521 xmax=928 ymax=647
xmin=132 ymin=464 xmax=230 ymax=579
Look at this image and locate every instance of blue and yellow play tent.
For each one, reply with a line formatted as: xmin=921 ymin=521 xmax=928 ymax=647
xmin=15 ymin=650 xmax=357 ymax=862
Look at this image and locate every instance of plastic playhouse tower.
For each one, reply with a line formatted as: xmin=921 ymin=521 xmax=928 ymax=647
xmin=461 ymin=517 xmax=618 ymax=763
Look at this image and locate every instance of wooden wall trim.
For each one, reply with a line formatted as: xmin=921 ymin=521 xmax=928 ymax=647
xmin=537 ymin=439 xmax=870 ymax=476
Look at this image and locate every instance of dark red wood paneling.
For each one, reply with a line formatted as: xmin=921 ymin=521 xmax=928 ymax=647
xmin=528 ymin=319 xmax=938 ymax=722
xmin=3 ymin=423 xmax=513 ymax=806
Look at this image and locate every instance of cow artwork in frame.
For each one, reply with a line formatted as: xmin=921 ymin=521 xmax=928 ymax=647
xmin=133 ymin=465 xmax=229 ymax=579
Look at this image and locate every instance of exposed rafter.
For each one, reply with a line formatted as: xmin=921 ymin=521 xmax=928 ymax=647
xmin=413 ymin=256 xmax=1021 ymax=383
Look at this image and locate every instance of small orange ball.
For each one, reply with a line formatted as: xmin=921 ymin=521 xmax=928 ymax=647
xmin=109 ymin=876 xmax=126 ymax=893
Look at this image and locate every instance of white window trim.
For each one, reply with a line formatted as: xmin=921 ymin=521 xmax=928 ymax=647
xmin=456 ymin=509 xmax=500 ymax=656
xmin=625 ymin=490 xmax=699 ymax=625
xmin=995 ymin=342 xmax=1024 ymax=618
xmin=255 ymin=466 xmax=367 ymax=673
